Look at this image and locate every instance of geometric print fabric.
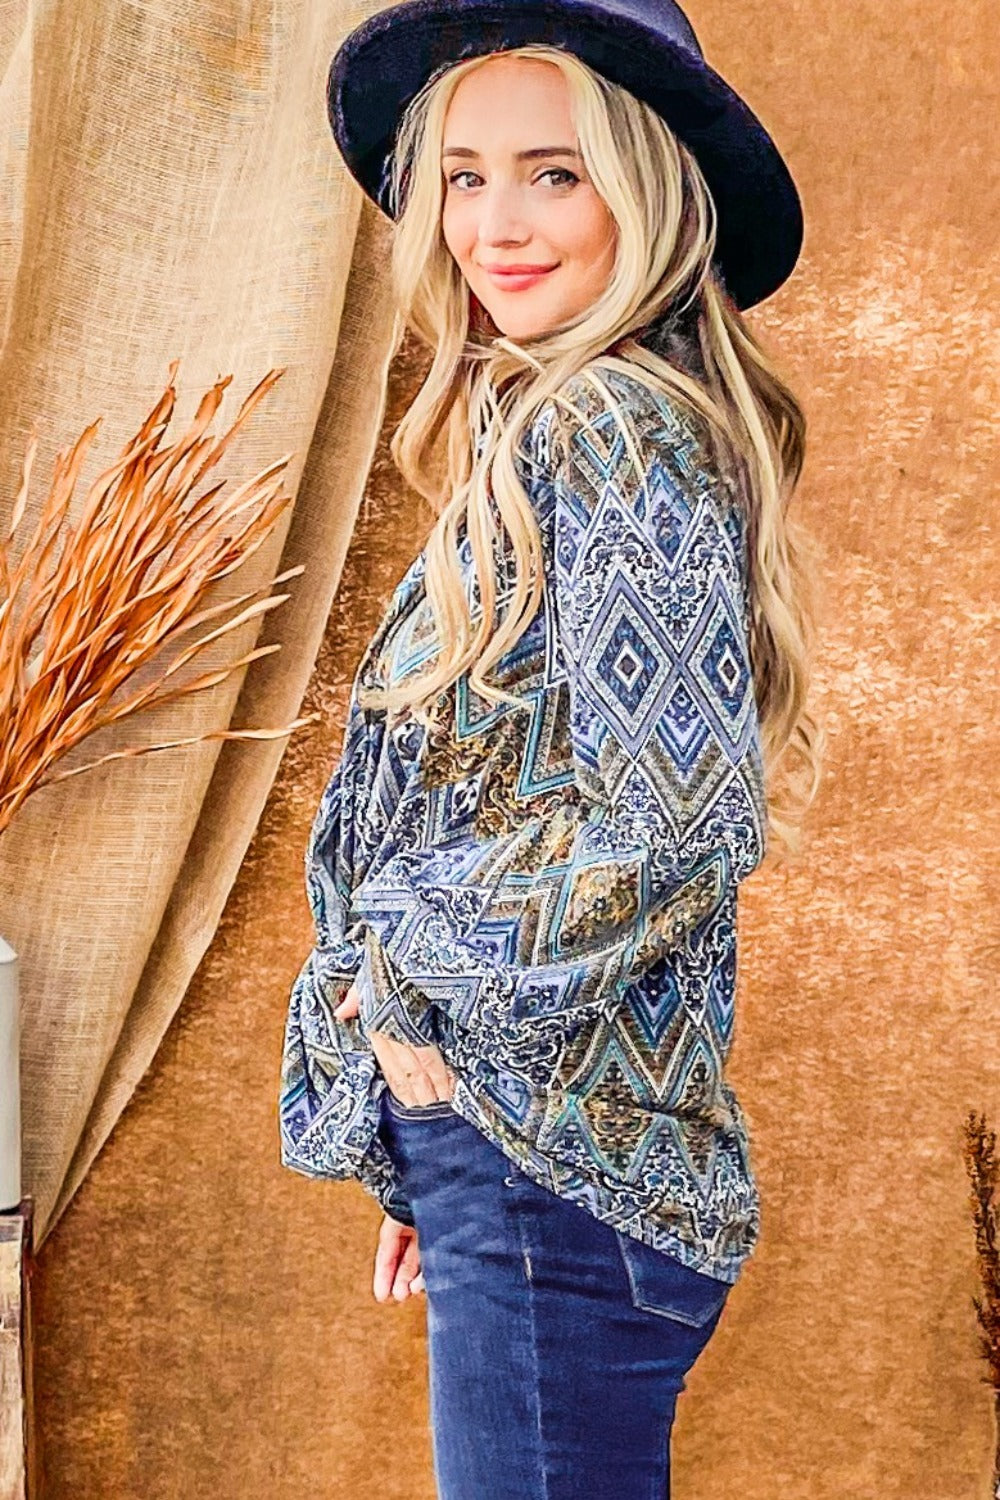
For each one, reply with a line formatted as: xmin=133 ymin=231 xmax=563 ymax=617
xmin=279 ymin=365 xmax=769 ymax=1284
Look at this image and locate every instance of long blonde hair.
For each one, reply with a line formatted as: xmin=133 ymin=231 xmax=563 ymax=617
xmin=357 ymin=43 xmax=825 ymax=858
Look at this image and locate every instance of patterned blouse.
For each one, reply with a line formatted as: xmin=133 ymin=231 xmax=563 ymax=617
xmin=279 ymin=364 xmax=769 ymax=1285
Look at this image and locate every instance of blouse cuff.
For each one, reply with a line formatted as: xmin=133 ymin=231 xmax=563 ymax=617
xmin=356 ymin=926 xmax=441 ymax=1049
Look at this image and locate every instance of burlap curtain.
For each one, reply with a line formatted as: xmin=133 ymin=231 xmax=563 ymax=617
xmin=0 ymin=0 xmax=398 ymax=1247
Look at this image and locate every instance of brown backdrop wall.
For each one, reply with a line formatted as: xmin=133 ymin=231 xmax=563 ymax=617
xmin=27 ymin=0 xmax=1000 ymax=1496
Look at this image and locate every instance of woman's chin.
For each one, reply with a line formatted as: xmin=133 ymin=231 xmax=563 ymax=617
xmin=487 ymin=312 xmax=560 ymax=343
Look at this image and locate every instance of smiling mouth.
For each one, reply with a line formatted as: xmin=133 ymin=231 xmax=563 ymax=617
xmin=484 ymin=265 xmax=558 ymax=289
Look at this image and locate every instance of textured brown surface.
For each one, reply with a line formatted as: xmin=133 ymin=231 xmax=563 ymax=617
xmin=29 ymin=1 xmax=1000 ymax=1496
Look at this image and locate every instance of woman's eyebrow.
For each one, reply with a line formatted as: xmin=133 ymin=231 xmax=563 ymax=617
xmin=441 ymin=146 xmax=582 ymax=161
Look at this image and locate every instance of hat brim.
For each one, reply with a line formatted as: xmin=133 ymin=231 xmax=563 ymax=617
xmin=328 ymin=0 xmax=804 ymax=310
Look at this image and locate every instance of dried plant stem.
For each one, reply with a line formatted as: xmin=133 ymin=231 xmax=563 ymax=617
xmin=0 ymin=361 xmax=321 ymax=837
xmin=963 ymin=1110 xmax=1000 ymax=1496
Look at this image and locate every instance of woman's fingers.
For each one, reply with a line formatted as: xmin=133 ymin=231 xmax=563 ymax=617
xmin=414 ymin=1042 xmax=456 ymax=1100
xmin=370 ymin=1032 xmax=455 ymax=1105
xmin=390 ymin=1232 xmax=423 ymax=1301
xmin=374 ymin=1215 xmax=420 ymax=1303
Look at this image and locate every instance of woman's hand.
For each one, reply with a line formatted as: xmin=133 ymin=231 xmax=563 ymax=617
xmin=374 ymin=1212 xmax=425 ymax=1302
xmin=333 ymin=976 xmax=452 ymax=1303
xmin=334 ymin=979 xmax=456 ymax=1107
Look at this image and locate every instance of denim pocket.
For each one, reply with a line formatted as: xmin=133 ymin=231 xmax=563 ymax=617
xmin=383 ymin=1088 xmax=456 ymax=1120
xmin=615 ymin=1232 xmax=730 ymax=1327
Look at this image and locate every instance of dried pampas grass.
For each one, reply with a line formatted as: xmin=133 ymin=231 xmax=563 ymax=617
xmin=0 ymin=360 xmax=319 ymax=836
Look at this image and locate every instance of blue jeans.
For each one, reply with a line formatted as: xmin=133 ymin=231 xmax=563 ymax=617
xmin=376 ymin=1087 xmax=732 ymax=1499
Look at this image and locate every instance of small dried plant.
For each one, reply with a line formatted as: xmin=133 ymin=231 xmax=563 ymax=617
xmin=963 ymin=1109 xmax=1000 ymax=1498
xmin=0 ymin=360 xmax=320 ymax=836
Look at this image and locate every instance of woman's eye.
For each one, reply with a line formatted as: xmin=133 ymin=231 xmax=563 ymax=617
xmin=446 ymin=168 xmax=579 ymax=190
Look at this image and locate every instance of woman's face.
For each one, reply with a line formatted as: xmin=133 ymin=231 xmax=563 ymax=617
xmin=440 ymin=54 xmax=618 ymax=341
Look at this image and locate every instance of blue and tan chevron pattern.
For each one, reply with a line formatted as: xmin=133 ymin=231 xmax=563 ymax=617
xmin=279 ymin=365 xmax=769 ymax=1283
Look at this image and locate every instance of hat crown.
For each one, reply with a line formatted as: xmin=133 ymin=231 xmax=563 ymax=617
xmin=347 ymin=0 xmax=706 ymax=75
xmin=579 ymin=0 xmax=703 ymax=59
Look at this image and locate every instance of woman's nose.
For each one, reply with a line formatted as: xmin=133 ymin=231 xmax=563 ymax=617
xmin=475 ymin=187 xmax=530 ymax=246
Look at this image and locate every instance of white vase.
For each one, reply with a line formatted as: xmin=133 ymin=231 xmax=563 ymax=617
xmin=0 ymin=935 xmax=20 ymax=1211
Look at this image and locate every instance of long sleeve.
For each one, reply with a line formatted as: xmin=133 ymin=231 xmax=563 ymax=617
xmin=548 ymin=372 xmax=769 ymax=970
xmin=278 ymin=760 xmax=418 ymax=1224
xmin=348 ymin=370 xmax=768 ymax=1065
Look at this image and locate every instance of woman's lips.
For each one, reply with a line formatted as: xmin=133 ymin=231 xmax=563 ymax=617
xmin=485 ymin=266 xmax=557 ymax=291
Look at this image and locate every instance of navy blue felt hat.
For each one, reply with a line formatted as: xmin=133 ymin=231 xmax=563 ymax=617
xmin=327 ymin=0 xmax=804 ymax=310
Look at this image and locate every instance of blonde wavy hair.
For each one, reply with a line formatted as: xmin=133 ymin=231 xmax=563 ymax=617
xmin=356 ymin=42 xmax=825 ymax=857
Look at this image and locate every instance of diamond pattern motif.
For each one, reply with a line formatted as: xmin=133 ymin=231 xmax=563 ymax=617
xmin=584 ymin=570 xmax=674 ymax=754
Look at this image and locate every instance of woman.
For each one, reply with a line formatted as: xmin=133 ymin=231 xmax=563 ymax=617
xmin=280 ymin=1 xmax=823 ymax=1493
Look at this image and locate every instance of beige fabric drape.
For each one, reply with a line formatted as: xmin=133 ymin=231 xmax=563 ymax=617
xmin=0 ymin=0 xmax=398 ymax=1246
